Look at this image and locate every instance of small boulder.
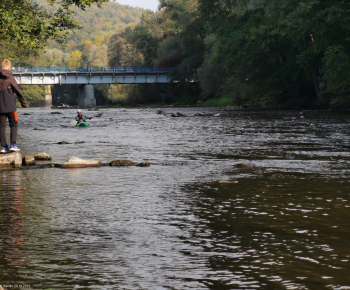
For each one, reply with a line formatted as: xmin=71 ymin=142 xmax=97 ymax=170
xmin=51 ymin=111 xmax=62 ymax=114
xmin=109 ymin=160 xmax=135 ymax=166
xmin=22 ymin=156 xmax=36 ymax=166
xmin=219 ymin=181 xmax=239 ymax=184
xmin=236 ymin=163 xmax=249 ymax=168
xmin=136 ymin=161 xmax=151 ymax=167
xmin=170 ymin=112 xmax=185 ymax=117
xmin=61 ymin=157 xmax=102 ymax=168
xmin=34 ymin=152 xmax=52 ymax=161
xmin=0 ymin=152 xmax=22 ymax=168
xmin=57 ymin=141 xmax=70 ymax=144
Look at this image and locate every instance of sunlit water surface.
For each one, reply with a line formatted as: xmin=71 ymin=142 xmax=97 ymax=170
xmin=1 ymin=108 xmax=350 ymax=289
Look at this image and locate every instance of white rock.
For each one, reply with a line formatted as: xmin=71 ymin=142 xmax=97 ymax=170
xmin=61 ymin=156 xmax=102 ymax=168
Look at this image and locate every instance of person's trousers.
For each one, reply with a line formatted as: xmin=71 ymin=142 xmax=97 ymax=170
xmin=0 ymin=112 xmax=18 ymax=147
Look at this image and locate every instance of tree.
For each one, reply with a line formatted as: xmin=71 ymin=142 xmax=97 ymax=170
xmin=198 ymin=0 xmax=350 ymax=107
xmin=0 ymin=0 xmax=107 ymax=60
xmin=68 ymin=50 xmax=82 ymax=67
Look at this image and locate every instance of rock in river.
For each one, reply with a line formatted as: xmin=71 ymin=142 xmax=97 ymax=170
xmin=34 ymin=152 xmax=52 ymax=160
xmin=0 ymin=152 xmax=22 ymax=168
xmin=109 ymin=160 xmax=136 ymax=166
xmin=61 ymin=157 xmax=102 ymax=168
xmin=22 ymin=155 xmax=36 ymax=166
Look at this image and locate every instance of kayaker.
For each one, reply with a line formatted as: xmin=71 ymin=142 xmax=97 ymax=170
xmin=0 ymin=59 xmax=27 ymax=153
xmin=75 ymin=109 xmax=94 ymax=123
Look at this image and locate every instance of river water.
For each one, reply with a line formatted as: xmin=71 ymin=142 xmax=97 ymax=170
xmin=1 ymin=107 xmax=350 ymax=289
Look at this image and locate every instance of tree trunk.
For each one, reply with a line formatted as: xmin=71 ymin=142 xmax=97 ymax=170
xmin=311 ymin=68 xmax=326 ymax=105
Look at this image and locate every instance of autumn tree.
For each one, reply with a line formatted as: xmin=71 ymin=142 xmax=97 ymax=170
xmin=68 ymin=50 xmax=82 ymax=67
xmin=0 ymin=0 xmax=107 ymax=60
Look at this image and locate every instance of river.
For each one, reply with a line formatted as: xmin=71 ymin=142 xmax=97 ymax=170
xmin=1 ymin=107 xmax=350 ymax=289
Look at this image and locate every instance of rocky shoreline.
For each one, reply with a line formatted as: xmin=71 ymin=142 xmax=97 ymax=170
xmin=0 ymin=152 xmax=150 ymax=170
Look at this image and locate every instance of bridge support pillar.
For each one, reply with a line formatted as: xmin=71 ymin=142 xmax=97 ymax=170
xmin=39 ymin=85 xmax=52 ymax=107
xmin=78 ymin=85 xmax=96 ymax=108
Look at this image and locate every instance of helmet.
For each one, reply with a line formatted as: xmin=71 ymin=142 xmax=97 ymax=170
xmin=77 ymin=109 xmax=81 ymax=112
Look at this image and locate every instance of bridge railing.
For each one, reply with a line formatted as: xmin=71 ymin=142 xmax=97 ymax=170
xmin=13 ymin=67 xmax=171 ymax=73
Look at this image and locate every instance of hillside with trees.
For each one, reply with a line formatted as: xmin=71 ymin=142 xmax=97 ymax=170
xmin=106 ymin=0 xmax=350 ymax=108
xmin=1 ymin=0 xmax=144 ymax=106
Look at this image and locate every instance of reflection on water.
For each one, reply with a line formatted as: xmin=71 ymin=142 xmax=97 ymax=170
xmin=0 ymin=108 xmax=350 ymax=289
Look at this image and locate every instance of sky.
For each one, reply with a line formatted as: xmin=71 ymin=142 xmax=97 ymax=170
xmin=116 ymin=0 xmax=159 ymax=11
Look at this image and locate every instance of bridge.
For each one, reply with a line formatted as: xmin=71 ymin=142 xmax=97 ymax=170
xmin=13 ymin=67 xmax=171 ymax=108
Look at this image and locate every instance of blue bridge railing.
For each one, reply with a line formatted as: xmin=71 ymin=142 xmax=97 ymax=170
xmin=13 ymin=67 xmax=171 ymax=73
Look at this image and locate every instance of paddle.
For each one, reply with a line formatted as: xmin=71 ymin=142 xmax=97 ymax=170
xmin=70 ymin=120 xmax=78 ymax=126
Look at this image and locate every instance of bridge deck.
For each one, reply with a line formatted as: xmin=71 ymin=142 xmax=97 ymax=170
xmin=13 ymin=71 xmax=171 ymax=85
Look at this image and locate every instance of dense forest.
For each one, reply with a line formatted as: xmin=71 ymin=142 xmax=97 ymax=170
xmin=1 ymin=0 xmax=350 ymax=108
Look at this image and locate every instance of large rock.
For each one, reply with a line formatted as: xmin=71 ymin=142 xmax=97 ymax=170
xmin=0 ymin=152 xmax=22 ymax=168
xmin=22 ymin=155 xmax=36 ymax=166
xmin=61 ymin=157 xmax=102 ymax=168
xmin=34 ymin=152 xmax=52 ymax=160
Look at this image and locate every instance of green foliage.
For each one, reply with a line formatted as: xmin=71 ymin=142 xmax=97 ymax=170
xmin=197 ymin=0 xmax=350 ymax=107
xmin=202 ymin=97 xmax=235 ymax=107
xmin=0 ymin=0 xmax=107 ymax=60
xmin=18 ymin=85 xmax=46 ymax=107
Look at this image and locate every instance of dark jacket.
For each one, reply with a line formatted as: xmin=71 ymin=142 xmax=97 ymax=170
xmin=0 ymin=69 xmax=27 ymax=113
xmin=75 ymin=114 xmax=92 ymax=122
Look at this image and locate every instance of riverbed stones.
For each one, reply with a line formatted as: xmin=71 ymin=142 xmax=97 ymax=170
xmin=61 ymin=157 xmax=102 ymax=168
xmin=22 ymin=156 xmax=36 ymax=166
xmin=0 ymin=152 xmax=22 ymax=168
xmin=109 ymin=160 xmax=136 ymax=166
xmin=34 ymin=152 xmax=52 ymax=160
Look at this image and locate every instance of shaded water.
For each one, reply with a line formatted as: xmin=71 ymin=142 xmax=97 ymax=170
xmin=1 ymin=108 xmax=350 ymax=289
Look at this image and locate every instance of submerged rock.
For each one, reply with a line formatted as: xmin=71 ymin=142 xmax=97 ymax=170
xmin=57 ymin=141 xmax=70 ymax=144
xmin=61 ymin=157 xmax=102 ymax=168
xmin=22 ymin=156 xmax=36 ymax=166
xmin=136 ymin=161 xmax=151 ymax=167
xmin=51 ymin=111 xmax=62 ymax=114
xmin=109 ymin=160 xmax=136 ymax=166
xmin=34 ymin=152 xmax=52 ymax=160
xmin=236 ymin=163 xmax=250 ymax=168
xmin=170 ymin=112 xmax=185 ymax=117
xmin=0 ymin=152 xmax=22 ymax=168
xmin=219 ymin=181 xmax=239 ymax=184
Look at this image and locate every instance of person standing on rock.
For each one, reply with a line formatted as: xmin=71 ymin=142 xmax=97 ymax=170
xmin=0 ymin=59 xmax=27 ymax=153
xmin=75 ymin=109 xmax=94 ymax=123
